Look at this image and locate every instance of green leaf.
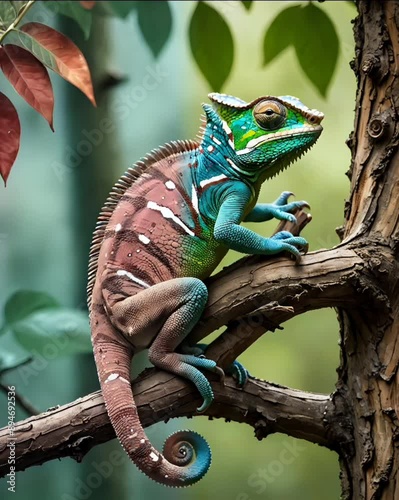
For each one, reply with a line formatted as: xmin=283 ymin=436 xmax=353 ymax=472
xmin=0 ymin=348 xmax=31 ymax=374
xmin=263 ymin=3 xmax=339 ymax=97
xmin=137 ymin=1 xmax=172 ymax=58
xmin=263 ymin=5 xmax=300 ymax=65
xmin=241 ymin=1 xmax=253 ymax=11
xmin=4 ymin=290 xmax=60 ymax=325
xmin=346 ymin=0 xmax=357 ymax=7
xmin=295 ymin=3 xmax=339 ymax=97
xmin=43 ymin=1 xmax=92 ymax=39
xmin=11 ymin=1 xmax=26 ymax=15
xmin=189 ymin=2 xmax=234 ymax=92
xmin=11 ymin=308 xmax=92 ymax=357
xmin=94 ymin=1 xmax=137 ymax=19
xmin=0 ymin=1 xmax=18 ymax=29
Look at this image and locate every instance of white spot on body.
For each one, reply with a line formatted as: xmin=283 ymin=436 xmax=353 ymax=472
xmin=115 ymin=223 xmax=122 ymax=232
xmin=147 ymin=201 xmax=195 ymax=236
xmin=150 ymin=451 xmax=159 ymax=462
xmin=138 ymin=234 xmax=150 ymax=245
xmin=199 ymin=174 xmax=227 ymax=188
xmin=105 ymin=373 xmax=119 ymax=383
xmin=140 ymin=439 xmax=145 ymax=444
xmin=241 ymin=125 xmax=247 ymax=130
xmin=117 ymin=269 xmax=150 ymax=288
xmin=207 ymin=145 xmax=215 ymax=152
xmin=165 ymin=180 xmax=175 ymax=190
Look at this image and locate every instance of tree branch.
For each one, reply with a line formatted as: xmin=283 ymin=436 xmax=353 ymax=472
xmin=0 ymin=367 xmax=352 ymax=476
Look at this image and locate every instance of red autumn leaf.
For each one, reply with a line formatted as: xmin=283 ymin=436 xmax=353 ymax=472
xmin=80 ymin=1 xmax=96 ymax=9
xmin=0 ymin=45 xmax=54 ymax=130
xmin=0 ymin=92 xmax=21 ymax=186
xmin=20 ymin=22 xmax=96 ymax=106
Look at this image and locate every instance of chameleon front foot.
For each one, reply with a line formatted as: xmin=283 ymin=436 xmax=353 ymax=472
xmin=268 ymin=231 xmax=308 ymax=261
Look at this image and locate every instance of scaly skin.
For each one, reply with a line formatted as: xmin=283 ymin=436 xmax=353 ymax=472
xmin=88 ymin=93 xmax=324 ymax=487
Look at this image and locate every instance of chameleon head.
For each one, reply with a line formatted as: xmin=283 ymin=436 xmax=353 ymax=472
xmin=205 ymin=93 xmax=324 ymax=183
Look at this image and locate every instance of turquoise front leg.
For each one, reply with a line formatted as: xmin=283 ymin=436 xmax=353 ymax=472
xmin=214 ymin=184 xmax=308 ymax=259
xmin=244 ymin=191 xmax=309 ymax=224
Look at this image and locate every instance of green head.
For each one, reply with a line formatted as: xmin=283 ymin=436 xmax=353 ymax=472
xmin=202 ymin=93 xmax=323 ymax=183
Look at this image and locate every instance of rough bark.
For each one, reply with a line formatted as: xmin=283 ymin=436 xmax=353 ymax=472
xmin=0 ymin=371 xmax=339 ymax=476
xmin=335 ymin=2 xmax=399 ymax=498
xmin=0 ymin=2 xmax=398 ymax=498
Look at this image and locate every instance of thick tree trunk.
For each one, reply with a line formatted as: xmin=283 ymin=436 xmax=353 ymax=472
xmin=337 ymin=1 xmax=399 ymax=498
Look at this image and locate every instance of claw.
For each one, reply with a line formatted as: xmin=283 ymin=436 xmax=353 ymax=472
xmin=197 ymin=399 xmax=211 ymax=413
xmin=214 ymin=365 xmax=225 ymax=385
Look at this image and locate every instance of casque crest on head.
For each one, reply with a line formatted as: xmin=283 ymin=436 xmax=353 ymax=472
xmin=200 ymin=92 xmax=324 ymax=180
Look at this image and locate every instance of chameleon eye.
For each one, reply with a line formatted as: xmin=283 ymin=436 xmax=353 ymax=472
xmin=253 ymin=100 xmax=287 ymax=130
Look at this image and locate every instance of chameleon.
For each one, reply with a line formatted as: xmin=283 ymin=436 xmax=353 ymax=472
xmin=87 ymin=93 xmax=324 ymax=487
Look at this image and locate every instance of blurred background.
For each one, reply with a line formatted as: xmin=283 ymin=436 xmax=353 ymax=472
xmin=0 ymin=1 xmax=356 ymax=499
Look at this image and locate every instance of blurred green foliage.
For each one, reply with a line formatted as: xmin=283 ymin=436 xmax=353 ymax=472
xmin=0 ymin=1 xmax=356 ymax=499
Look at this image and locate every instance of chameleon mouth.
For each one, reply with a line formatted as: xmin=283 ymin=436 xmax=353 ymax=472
xmin=236 ymin=125 xmax=323 ymax=156
xmin=265 ymin=138 xmax=321 ymax=180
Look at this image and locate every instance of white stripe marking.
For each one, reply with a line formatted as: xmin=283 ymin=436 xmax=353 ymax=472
xmin=226 ymin=157 xmax=256 ymax=177
xmin=236 ymin=126 xmax=322 ymax=156
xmin=199 ymin=174 xmax=227 ymax=188
xmin=212 ymin=136 xmax=221 ymax=145
xmin=150 ymin=451 xmax=159 ymax=462
xmin=117 ymin=269 xmax=150 ymax=288
xmin=222 ymin=120 xmax=232 ymax=137
xmin=138 ymin=234 xmax=150 ymax=245
xmin=191 ymin=185 xmax=199 ymax=214
xmin=165 ymin=180 xmax=175 ymax=190
xmin=147 ymin=201 xmax=194 ymax=236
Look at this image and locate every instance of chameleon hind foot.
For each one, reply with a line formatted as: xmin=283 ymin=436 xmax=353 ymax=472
xmin=178 ymin=353 xmax=225 ymax=412
xmin=226 ymin=360 xmax=249 ymax=387
xmin=149 ymin=350 xmax=224 ymax=413
xmin=182 ymin=343 xmax=247 ymax=387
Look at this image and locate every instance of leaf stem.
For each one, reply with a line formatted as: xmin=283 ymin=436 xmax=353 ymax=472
xmin=0 ymin=0 xmax=36 ymax=45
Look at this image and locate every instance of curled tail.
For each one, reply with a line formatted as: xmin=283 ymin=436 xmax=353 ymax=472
xmin=91 ymin=310 xmax=211 ymax=487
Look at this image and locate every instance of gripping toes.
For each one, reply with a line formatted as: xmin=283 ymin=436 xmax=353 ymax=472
xmin=266 ymin=232 xmax=308 ymax=259
xmin=271 ymin=192 xmax=310 ymax=223
xmin=226 ymin=360 xmax=249 ymax=387
xmin=178 ymin=354 xmax=224 ymax=412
